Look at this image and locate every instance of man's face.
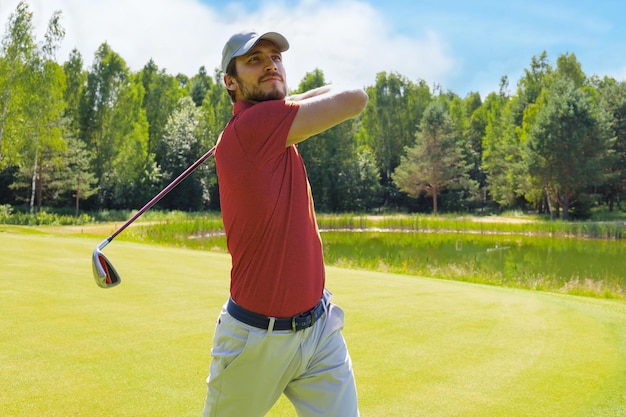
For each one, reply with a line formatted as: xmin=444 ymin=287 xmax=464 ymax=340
xmin=227 ymin=40 xmax=288 ymax=102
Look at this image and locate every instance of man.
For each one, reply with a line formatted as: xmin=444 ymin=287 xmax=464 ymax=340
xmin=203 ymin=30 xmax=368 ymax=417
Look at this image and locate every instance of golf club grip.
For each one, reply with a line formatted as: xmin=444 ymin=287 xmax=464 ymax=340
xmin=108 ymin=146 xmax=216 ymax=241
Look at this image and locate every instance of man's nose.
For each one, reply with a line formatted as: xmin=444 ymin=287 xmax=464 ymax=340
xmin=263 ymin=56 xmax=277 ymax=71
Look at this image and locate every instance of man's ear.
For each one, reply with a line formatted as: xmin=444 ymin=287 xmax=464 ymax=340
xmin=224 ymin=74 xmax=237 ymax=91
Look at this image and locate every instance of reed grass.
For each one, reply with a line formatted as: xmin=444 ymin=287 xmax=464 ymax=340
xmin=316 ymin=213 xmax=626 ymax=239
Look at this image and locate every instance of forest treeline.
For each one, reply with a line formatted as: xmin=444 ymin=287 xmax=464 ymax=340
xmin=1 ymin=2 xmax=625 ymax=220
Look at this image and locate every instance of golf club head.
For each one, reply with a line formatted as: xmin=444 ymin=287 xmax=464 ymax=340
xmin=92 ymin=240 xmax=121 ymax=288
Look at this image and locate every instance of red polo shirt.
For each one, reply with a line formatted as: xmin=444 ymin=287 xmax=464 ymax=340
xmin=215 ymin=99 xmax=325 ymax=317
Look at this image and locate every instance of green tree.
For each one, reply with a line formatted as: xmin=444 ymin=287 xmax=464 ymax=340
xmin=513 ymin=53 xmax=555 ymax=212
xmin=554 ymin=53 xmax=585 ymax=89
xmin=0 ymin=7 xmax=67 ymax=212
xmin=11 ymin=145 xmax=66 ymax=208
xmin=294 ymin=69 xmax=362 ymax=211
xmin=159 ymin=96 xmax=210 ymax=210
xmin=138 ymin=59 xmax=184 ymax=161
xmin=346 ymin=145 xmax=384 ymax=211
xmin=597 ymin=78 xmax=626 ymax=211
xmin=105 ymin=74 xmax=156 ymax=208
xmin=0 ymin=1 xmax=36 ymax=167
xmin=201 ymin=68 xmax=232 ymax=141
xmin=393 ymin=102 xmax=473 ymax=214
xmin=80 ymin=42 xmax=128 ymax=186
xmin=482 ymin=79 xmax=525 ymax=208
xmin=80 ymin=43 xmax=157 ymax=208
xmin=22 ymin=10 xmax=66 ymax=213
xmin=63 ymin=49 xmax=86 ymax=141
xmin=518 ymin=51 xmax=553 ymax=107
xmin=527 ymin=77 xmax=614 ymax=220
xmin=438 ymin=91 xmax=484 ymax=209
xmin=63 ymin=137 xmax=98 ymax=215
xmin=358 ymin=72 xmax=432 ymax=206
xmin=189 ymin=66 xmax=212 ymax=107
xmin=462 ymin=92 xmax=488 ymax=196
xmin=199 ymin=69 xmax=231 ymax=210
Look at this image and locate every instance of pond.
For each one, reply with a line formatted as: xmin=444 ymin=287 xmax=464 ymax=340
xmin=320 ymin=231 xmax=626 ymax=298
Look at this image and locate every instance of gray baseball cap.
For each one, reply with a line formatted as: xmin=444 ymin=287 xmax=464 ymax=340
xmin=221 ymin=31 xmax=289 ymax=73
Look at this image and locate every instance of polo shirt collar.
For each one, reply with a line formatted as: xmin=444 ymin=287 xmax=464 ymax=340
xmin=233 ymin=100 xmax=255 ymax=115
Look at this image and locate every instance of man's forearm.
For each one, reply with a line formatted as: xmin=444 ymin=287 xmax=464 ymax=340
xmin=287 ymin=85 xmax=332 ymax=102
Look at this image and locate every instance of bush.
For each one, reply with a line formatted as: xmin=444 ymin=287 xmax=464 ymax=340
xmin=0 ymin=204 xmax=14 ymax=222
xmin=0 ymin=205 xmax=94 ymax=225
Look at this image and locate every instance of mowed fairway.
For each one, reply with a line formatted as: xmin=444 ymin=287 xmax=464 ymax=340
xmin=1 ymin=228 xmax=626 ymax=416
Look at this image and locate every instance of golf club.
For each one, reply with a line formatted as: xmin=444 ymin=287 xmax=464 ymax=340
xmin=92 ymin=145 xmax=216 ymax=288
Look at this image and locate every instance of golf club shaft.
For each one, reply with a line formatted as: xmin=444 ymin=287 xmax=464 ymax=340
xmin=106 ymin=146 xmax=216 ymax=242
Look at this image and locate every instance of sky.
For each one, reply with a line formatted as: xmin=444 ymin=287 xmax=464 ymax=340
xmin=1 ymin=0 xmax=625 ymax=98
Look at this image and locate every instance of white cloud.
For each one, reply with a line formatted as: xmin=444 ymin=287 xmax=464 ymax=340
xmin=0 ymin=0 xmax=455 ymax=90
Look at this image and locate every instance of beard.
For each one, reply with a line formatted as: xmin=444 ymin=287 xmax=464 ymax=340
xmin=236 ymin=73 xmax=288 ymax=102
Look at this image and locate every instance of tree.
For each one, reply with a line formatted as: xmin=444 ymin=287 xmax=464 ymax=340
xmin=518 ymin=51 xmax=552 ymax=107
xmin=106 ymin=74 xmax=156 ymax=208
xmin=63 ymin=49 xmax=86 ymax=141
xmin=22 ymin=10 xmax=66 ymax=213
xmin=138 ymin=59 xmax=184 ymax=161
xmin=80 ymin=43 xmax=158 ymax=208
xmin=199 ymin=69 xmax=232 ymax=210
xmin=462 ymin=92 xmax=488 ymax=196
xmin=80 ymin=42 xmax=128 ymax=187
xmin=527 ymin=77 xmax=614 ymax=220
xmin=439 ymin=91 xmax=485 ymax=209
xmin=200 ymin=68 xmax=232 ymax=141
xmin=554 ymin=53 xmax=585 ymax=89
xmin=345 ymin=145 xmax=384 ymax=211
xmin=63 ymin=137 xmax=98 ymax=215
xmin=189 ymin=66 xmax=212 ymax=107
xmin=159 ymin=96 xmax=211 ymax=210
xmin=358 ymin=72 xmax=432 ymax=206
xmin=294 ymin=69 xmax=363 ymax=212
xmin=393 ymin=102 xmax=473 ymax=214
xmin=482 ymin=79 xmax=526 ymax=209
xmin=0 ymin=1 xmax=36 ymax=167
xmin=597 ymin=78 xmax=626 ymax=211
xmin=511 ymin=53 xmax=556 ymax=212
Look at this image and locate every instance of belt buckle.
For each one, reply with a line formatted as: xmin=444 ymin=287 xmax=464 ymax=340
xmin=291 ymin=310 xmax=315 ymax=332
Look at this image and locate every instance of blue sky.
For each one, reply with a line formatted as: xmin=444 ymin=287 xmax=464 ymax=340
xmin=1 ymin=0 xmax=625 ymax=98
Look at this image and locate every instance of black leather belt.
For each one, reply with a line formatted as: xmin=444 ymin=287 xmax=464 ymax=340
xmin=227 ymin=298 xmax=326 ymax=331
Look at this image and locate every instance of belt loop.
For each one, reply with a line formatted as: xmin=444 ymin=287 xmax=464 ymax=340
xmin=322 ymin=288 xmax=331 ymax=315
xmin=267 ymin=317 xmax=275 ymax=333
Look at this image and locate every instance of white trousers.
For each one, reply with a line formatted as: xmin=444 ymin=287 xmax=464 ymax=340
xmin=202 ymin=290 xmax=359 ymax=417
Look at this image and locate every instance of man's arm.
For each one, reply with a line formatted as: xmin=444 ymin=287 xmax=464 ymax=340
xmin=286 ymin=85 xmax=368 ymax=146
xmin=286 ymin=86 xmax=332 ymax=102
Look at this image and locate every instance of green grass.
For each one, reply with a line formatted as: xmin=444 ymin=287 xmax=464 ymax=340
xmin=1 ymin=227 xmax=626 ymax=416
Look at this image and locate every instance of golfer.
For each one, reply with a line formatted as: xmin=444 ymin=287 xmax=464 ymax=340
xmin=202 ymin=30 xmax=368 ymax=417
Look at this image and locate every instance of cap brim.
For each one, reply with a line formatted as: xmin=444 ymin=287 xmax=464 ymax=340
xmin=235 ymin=32 xmax=289 ymax=59
xmin=256 ymin=32 xmax=289 ymax=53
xmin=231 ymin=32 xmax=289 ymax=66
